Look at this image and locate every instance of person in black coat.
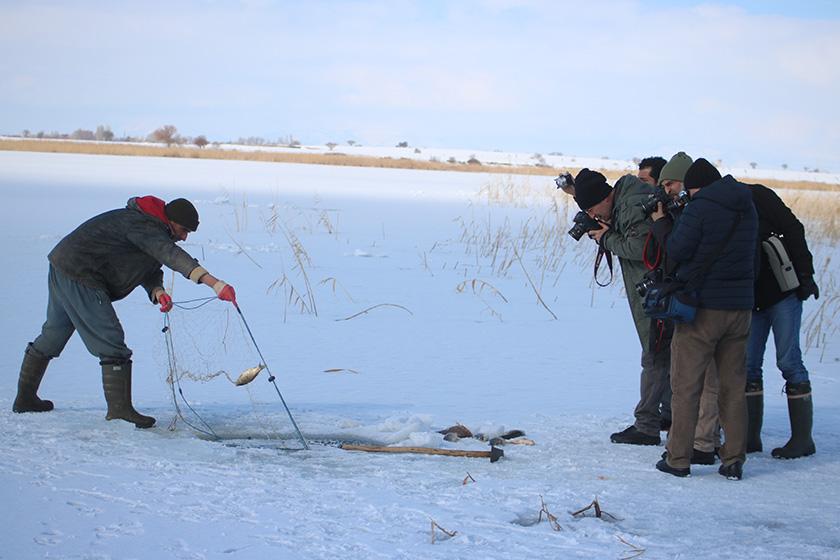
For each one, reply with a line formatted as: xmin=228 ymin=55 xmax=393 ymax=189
xmin=654 ymin=159 xmax=758 ymax=481
xmin=744 ymin=184 xmax=819 ymax=459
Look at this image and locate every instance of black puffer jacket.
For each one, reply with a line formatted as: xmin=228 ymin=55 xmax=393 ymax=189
xmin=749 ymin=183 xmax=816 ymax=311
xmin=666 ymin=175 xmax=759 ymax=310
xmin=48 ymin=197 xmax=201 ymax=301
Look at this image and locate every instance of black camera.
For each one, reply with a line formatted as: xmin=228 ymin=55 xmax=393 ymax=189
xmin=639 ymin=187 xmax=691 ymax=217
xmin=636 ymin=268 xmax=664 ymax=296
xmin=667 ymin=191 xmax=690 ymax=213
xmin=555 ymin=172 xmax=574 ymax=191
xmin=638 ymin=187 xmax=672 ymax=216
xmin=568 ymin=210 xmax=602 ymax=241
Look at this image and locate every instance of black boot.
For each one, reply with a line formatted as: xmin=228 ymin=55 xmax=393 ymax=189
xmin=102 ymin=361 xmax=155 ymax=429
xmin=772 ymin=381 xmax=815 ymax=459
xmin=745 ymin=379 xmax=763 ymax=453
xmin=13 ymin=344 xmax=54 ymax=413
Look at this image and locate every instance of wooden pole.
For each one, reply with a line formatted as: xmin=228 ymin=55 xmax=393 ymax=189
xmin=341 ymin=444 xmax=503 ymax=462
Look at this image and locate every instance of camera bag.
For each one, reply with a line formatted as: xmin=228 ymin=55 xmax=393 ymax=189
xmin=642 ymin=213 xmax=743 ymax=323
xmin=642 ymin=282 xmax=699 ymax=323
xmin=761 ymin=234 xmax=800 ymax=292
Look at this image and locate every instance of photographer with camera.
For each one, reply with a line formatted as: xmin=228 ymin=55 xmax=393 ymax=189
xmin=637 ymin=156 xmax=667 ymax=186
xmin=653 ymin=159 xmax=759 ymax=480
xmin=571 ymin=168 xmax=667 ymax=446
xmin=648 ymin=152 xmax=723 ymax=465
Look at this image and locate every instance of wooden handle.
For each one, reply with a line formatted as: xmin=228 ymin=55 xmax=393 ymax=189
xmin=341 ymin=444 xmax=503 ymax=462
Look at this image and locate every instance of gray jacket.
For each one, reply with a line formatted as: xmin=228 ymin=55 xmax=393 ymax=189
xmin=48 ymin=197 xmax=202 ymax=302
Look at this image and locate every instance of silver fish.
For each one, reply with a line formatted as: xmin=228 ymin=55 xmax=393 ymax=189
xmin=235 ymin=364 xmax=264 ymax=386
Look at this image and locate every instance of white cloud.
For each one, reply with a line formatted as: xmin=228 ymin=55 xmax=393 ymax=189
xmin=0 ymin=0 xmax=838 ymax=170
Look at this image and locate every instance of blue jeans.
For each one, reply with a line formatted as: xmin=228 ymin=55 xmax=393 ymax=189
xmin=746 ymin=294 xmax=809 ymax=384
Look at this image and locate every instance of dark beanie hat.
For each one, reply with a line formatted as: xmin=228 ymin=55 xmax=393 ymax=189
xmin=683 ymin=158 xmax=722 ymax=191
xmin=165 ymin=198 xmax=199 ymax=231
xmin=573 ymin=168 xmax=612 ymax=210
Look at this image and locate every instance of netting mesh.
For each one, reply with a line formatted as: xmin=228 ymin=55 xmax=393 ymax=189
xmin=154 ymin=298 xmax=295 ymax=443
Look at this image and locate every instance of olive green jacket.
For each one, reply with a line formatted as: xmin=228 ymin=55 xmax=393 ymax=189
xmin=598 ymin=174 xmax=655 ymax=349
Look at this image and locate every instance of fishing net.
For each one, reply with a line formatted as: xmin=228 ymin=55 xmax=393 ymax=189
xmin=154 ymin=297 xmax=301 ymax=444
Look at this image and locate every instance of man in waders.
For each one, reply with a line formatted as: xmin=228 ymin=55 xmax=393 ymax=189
xmin=12 ymin=196 xmax=237 ymax=428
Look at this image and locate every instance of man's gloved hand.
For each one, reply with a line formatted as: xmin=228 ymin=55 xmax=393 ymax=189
xmin=214 ymin=281 xmax=237 ymax=306
xmin=158 ymin=293 xmax=173 ymax=313
xmin=796 ymin=276 xmax=819 ymax=301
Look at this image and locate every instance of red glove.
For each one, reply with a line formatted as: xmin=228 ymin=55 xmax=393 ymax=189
xmin=215 ymin=282 xmax=237 ymax=306
xmin=158 ymin=293 xmax=173 ymax=313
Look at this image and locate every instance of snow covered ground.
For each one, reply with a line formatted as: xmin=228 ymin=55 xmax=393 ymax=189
xmin=2 ymin=150 xmax=839 ymax=559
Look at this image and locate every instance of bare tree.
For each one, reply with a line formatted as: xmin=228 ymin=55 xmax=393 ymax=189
xmin=152 ymin=125 xmax=179 ymax=146
xmin=95 ymin=125 xmax=114 ymax=141
xmin=194 ymin=135 xmax=209 ymax=149
xmin=71 ymin=128 xmax=95 ymax=140
xmin=326 ymin=142 xmax=338 ymax=151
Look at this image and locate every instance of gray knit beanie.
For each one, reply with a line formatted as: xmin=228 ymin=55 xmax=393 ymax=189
xmin=658 ymin=152 xmax=693 ymax=185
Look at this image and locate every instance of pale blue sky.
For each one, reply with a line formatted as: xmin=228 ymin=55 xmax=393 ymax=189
xmin=2 ymin=0 xmax=838 ymax=171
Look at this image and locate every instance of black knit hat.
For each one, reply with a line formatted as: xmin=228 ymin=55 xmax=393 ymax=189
xmin=683 ymin=158 xmax=722 ymax=191
xmin=573 ymin=168 xmax=612 ymax=210
xmin=165 ymin=198 xmax=199 ymax=231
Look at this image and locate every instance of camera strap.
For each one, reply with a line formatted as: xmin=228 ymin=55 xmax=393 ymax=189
xmin=594 ymin=246 xmax=614 ymax=287
xmin=643 ymin=230 xmax=661 ymax=270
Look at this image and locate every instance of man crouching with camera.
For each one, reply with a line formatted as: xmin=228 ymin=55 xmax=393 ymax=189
xmin=651 ymin=159 xmax=758 ymax=480
xmin=571 ymin=169 xmax=667 ymax=446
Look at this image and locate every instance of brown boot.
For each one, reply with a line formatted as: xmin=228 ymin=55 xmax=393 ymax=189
xmin=102 ymin=361 xmax=155 ymax=429
xmin=13 ymin=344 xmax=54 ymax=413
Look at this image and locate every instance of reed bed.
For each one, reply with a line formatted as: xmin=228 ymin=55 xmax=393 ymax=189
xmin=462 ymin=175 xmax=840 ymax=358
xmin=4 ymin=138 xmax=838 ymax=190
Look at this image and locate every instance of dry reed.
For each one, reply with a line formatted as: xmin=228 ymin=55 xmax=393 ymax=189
xmin=5 ymin=138 xmax=837 ymax=190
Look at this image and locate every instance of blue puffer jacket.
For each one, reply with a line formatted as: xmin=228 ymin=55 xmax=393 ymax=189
xmin=666 ymin=175 xmax=759 ymax=310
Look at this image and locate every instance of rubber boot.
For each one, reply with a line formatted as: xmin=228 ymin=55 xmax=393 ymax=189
xmin=13 ymin=344 xmax=54 ymax=413
xmin=745 ymin=379 xmax=763 ymax=453
xmin=772 ymin=381 xmax=815 ymax=459
xmin=102 ymin=361 xmax=156 ymax=429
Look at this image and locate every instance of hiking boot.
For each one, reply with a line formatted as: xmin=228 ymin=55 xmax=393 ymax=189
xmin=102 ymin=361 xmax=156 ymax=429
xmin=656 ymin=458 xmax=690 ymax=477
xmin=772 ymin=382 xmax=815 ymax=459
xmin=13 ymin=344 xmax=54 ymax=413
xmin=719 ymin=461 xmax=743 ymax=480
xmin=660 ymin=417 xmax=672 ymax=431
xmin=610 ymin=426 xmax=660 ymax=446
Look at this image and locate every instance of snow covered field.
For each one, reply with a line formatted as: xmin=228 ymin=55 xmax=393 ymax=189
xmin=1 ymin=150 xmax=839 ymax=559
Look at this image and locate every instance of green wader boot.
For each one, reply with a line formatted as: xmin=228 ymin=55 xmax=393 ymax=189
xmin=771 ymin=381 xmax=815 ymax=459
xmin=102 ymin=361 xmax=156 ymax=429
xmin=745 ymin=379 xmax=763 ymax=454
xmin=13 ymin=344 xmax=54 ymax=413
